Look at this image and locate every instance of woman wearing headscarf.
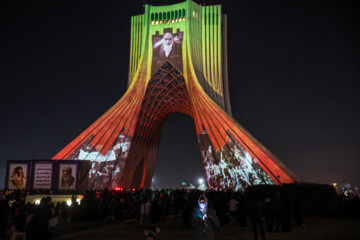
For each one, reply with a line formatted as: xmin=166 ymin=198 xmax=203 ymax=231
xmin=191 ymin=194 xmax=220 ymax=240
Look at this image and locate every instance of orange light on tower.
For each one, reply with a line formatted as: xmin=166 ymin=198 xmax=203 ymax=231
xmin=52 ymin=0 xmax=299 ymax=191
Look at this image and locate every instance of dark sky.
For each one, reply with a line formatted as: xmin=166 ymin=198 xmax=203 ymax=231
xmin=1 ymin=0 xmax=359 ymax=189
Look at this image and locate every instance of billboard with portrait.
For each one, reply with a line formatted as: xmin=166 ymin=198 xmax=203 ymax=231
xmin=33 ymin=163 xmax=53 ymax=189
xmin=8 ymin=163 xmax=28 ymax=189
xmin=151 ymin=28 xmax=183 ymax=76
xmin=58 ymin=164 xmax=77 ymax=190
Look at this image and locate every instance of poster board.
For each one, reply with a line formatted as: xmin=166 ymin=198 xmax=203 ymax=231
xmin=7 ymin=162 xmax=29 ymax=189
xmin=33 ymin=162 xmax=53 ymax=189
xmin=5 ymin=160 xmax=86 ymax=191
xmin=58 ymin=163 xmax=77 ymax=190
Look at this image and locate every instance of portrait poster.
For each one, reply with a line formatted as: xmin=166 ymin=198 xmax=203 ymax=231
xmin=8 ymin=163 xmax=28 ymax=189
xmin=151 ymin=28 xmax=183 ymax=76
xmin=33 ymin=163 xmax=53 ymax=189
xmin=58 ymin=164 xmax=77 ymax=190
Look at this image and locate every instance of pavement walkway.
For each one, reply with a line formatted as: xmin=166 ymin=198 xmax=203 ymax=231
xmin=53 ymin=217 xmax=360 ymax=240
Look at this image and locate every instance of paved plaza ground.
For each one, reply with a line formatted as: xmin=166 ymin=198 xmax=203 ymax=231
xmin=53 ymin=217 xmax=360 ymax=240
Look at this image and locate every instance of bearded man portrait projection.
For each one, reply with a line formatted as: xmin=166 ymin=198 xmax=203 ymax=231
xmin=152 ymin=28 xmax=183 ymax=75
xmin=59 ymin=165 xmax=76 ymax=189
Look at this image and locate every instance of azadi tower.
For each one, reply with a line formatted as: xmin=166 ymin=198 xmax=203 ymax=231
xmin=53 ymin=0 xmax=298 ymax=190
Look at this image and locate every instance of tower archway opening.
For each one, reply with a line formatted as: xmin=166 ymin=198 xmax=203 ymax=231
xmin=152 ymin=112 xmax=204 ymax=189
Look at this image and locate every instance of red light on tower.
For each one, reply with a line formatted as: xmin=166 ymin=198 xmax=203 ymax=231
xmin=51 ymin=0 xmax=299 ymax=191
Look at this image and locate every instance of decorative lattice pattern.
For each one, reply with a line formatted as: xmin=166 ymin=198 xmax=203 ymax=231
xmin=134 ymin=62 xmax=192 ymax=141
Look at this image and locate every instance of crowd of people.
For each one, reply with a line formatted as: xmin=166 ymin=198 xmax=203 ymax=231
xmin=0 ymin=187 xmax=359 ymax=240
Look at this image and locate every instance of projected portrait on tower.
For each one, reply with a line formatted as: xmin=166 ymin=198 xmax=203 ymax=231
xmin=152 ymin=28 xmax=183 ymax=76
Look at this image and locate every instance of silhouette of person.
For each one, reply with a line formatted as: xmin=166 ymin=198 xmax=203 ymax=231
xmin=60 ymin=167 xmax=75 ymax=189
xmin=269 ymin=191 xmax=283 ymax=232
xmin=9 ymin=166 xmax=26 ymax=188
xmin=0 ymin=194 xmax=10 ymax=240
xmin=248 ymin=192 xmax=266 ymax=240
xmin=192 ymin=194 xmax=220 ymax=240
xmin=152 ymin=31 xmax=182 ymax=74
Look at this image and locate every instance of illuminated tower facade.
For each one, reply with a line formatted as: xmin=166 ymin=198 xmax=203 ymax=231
xmin=53 ymin=0 xmax=298 ymax=190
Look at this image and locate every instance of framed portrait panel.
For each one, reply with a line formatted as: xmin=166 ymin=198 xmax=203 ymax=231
xmin=8 ymin=163 xmax=28 ymax=189
xmin=58 ymin=164 xmax=77 ymax=190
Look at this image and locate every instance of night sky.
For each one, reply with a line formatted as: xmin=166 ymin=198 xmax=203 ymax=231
xmin=1 ymin=0 xmax=359 ymax=189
